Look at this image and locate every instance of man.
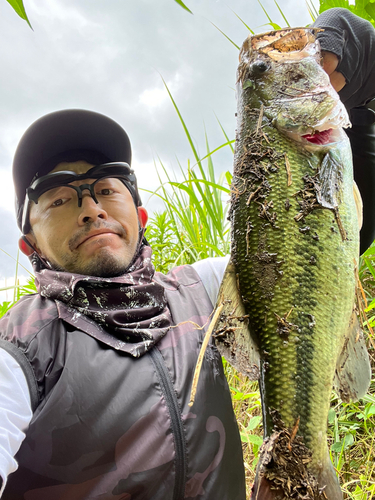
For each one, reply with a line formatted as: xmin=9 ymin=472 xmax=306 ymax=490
xmin=0 ymin=109 xmax=246 ymax=499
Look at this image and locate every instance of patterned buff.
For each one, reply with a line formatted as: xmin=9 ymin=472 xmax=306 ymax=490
xmin=30 ymin=242 xmax=173 ymax=357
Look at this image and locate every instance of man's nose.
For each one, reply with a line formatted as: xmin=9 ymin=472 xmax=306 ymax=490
xmin=77 ymin=192 xmax=108 ymax=225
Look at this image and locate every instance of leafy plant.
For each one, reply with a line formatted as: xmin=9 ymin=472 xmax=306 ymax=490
xmin=0 ymin=276 xmax=36 ymax=318
xmin=142 ymin=82 xmax=233 ymax=269
xmin=145 ymin=210 xmax=181 ymax=274
xmin=319 ymin=0 xmax=375 ymax=27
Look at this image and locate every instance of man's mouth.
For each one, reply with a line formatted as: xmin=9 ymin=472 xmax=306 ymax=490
xmin=77 ymin=230 xmax=119 ymax=248
xmin=69 ymin=222 xmax=127 ymax=252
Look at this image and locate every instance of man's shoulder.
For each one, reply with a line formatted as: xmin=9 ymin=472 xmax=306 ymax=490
xmin=0 ymin=293 xmax=59 ymax=344
xmin=155 ymin=256 xmax=229 ymax=285
xmin=154 ymin=256 xmax=230 ymax=307
xmin=190 ymin=255 xmax=230 ymax=279
xmin=154 ymin=263 xmax=200 ymax=289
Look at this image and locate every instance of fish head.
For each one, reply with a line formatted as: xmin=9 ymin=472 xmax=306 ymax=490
xmin=237 ymin=28 xmax=350 ymax=147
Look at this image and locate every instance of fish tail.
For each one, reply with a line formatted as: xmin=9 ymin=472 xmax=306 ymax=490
xmin=317 ymin=459 xmax=343 ymax=500
xmin=250 ymin=433 xmax=343 ymax=500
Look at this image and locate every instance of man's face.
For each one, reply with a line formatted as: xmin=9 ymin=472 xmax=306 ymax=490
xmin=24 ymin=161 xmax=147 ymax=277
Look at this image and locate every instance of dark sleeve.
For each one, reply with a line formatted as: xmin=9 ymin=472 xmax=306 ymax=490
xmin=345 ymin=118 xmax=375 ymax=254
xmin=313 ymin=8 xmax=375 ymax=109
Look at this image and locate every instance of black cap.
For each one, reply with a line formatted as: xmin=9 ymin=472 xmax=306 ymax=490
xmin=13 ymin=109 xmax=132 ymax=230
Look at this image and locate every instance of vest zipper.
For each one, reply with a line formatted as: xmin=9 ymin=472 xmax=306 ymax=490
xmin=150 ymin=347 xmax=186 ymax=500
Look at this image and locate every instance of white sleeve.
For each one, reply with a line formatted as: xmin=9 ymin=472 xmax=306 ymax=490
xmin=191 ymin=255 xmax=230 ymax=306
xmin=0 ymin=348 xmax=33 ymax=496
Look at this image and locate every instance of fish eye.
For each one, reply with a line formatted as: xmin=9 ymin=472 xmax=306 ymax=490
xmin=250 ymin=60 xmax=269 ymax=76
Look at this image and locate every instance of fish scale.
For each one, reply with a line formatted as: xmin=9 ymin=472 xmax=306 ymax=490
xmin=229 ymin=28 xmax=359 ymax=499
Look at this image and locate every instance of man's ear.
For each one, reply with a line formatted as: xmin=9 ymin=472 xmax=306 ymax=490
xmin=137 ymin=207 xmax=148 ymax=228
xmin=18 ymin=236 xmax=39 ymax=257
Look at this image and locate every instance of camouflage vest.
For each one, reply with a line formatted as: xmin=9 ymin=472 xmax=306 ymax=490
xmin=0 ymin=264 xmax=246 ymax=500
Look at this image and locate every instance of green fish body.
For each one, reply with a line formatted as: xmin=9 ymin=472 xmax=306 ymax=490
xmin=230 ymin=29 xmax=359 ymax=500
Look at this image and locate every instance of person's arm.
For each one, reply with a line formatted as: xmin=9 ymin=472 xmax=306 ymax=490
xmin=0 ymin=348 xmax=33 ymax=496
xmin=191 ymin=255 xmax=230 ymax=306
xmin=320 ymin=50 xmax=346 ymax=92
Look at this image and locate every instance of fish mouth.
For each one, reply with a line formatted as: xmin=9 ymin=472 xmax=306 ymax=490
xmin=283 ymin=126 xmax=346 ymax=148
xmin=278 ymin=99 xmax=351 ymax=148
xmin=301 ymin=129 xmax=334 ymax=145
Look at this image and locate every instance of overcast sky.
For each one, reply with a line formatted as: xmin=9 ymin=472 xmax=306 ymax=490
xmin=0 ymin=0 xmax=318 ymax=285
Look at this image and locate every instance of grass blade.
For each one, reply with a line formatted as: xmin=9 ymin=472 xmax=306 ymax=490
xmin=6 ymin=0 xmax=32 ymax=28
xmin=0 ymin=247 xmax=33 ymax=276
xmin=257 ymin=0 xmax=282 ymax=30
xmin=174 ymin=0 xmax=193 ymax=14
xmin=191 ymin=140 xmax=235 ymax=171
xmin=215 ymin=114 xmax=235 ymax=154
xmin=365 ymin=257 xmax=375 ymax=280
xmin=231 ymin=10 xmax=254 ymax=34
xmin=305 ymin=0 xmax=318 ymax=21
xmin=273 ymin=0 xmax=290 ymax=27
xmin=162 ymin=78 xmax=202 ymax=168
xmin=210 ymin=22 xmax=240 ymax=50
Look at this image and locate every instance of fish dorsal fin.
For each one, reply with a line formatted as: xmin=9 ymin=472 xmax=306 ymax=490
xmin=213 ymin=259 xmax=260 ymax=380
xmin=333 ymin=308 xmax=371 ymax=402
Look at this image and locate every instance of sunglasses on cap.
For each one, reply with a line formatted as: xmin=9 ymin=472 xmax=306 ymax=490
xmin=21 ymin=162 xmax=140 ymax=235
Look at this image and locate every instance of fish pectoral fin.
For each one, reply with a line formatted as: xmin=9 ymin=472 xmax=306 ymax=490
xmin=316 ymin=151 xmax=344 ymax=209
xmin=212 ymin=259 xmax=260 ymax=380
xmin=334 ymin=308 xmax=371 ymax=402
xmin=353 ymin=180 xmax=363 ymax=230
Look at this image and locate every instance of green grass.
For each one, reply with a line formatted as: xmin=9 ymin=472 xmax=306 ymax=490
xmin=141 ymin=80 xmax=233 ymax=268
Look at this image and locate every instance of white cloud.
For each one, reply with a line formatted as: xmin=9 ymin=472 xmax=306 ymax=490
xmin=0 ymin=170 xmax=15 ymax=213
xmin=139 ymin=87 xmax=167 ymax=108
xmin=27 ymin=0 xmax=98 ymax=28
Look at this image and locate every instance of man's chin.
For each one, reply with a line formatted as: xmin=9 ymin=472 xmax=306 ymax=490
xmin=49 ymin=249 xmax=136 ymax=277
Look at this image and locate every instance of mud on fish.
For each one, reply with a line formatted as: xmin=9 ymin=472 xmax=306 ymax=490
xmin=213 ymin=28 xmax=371 ymax=500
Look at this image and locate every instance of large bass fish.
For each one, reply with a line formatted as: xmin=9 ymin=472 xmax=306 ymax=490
xmin=214 ymin=28 xmax=371 ymax=500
